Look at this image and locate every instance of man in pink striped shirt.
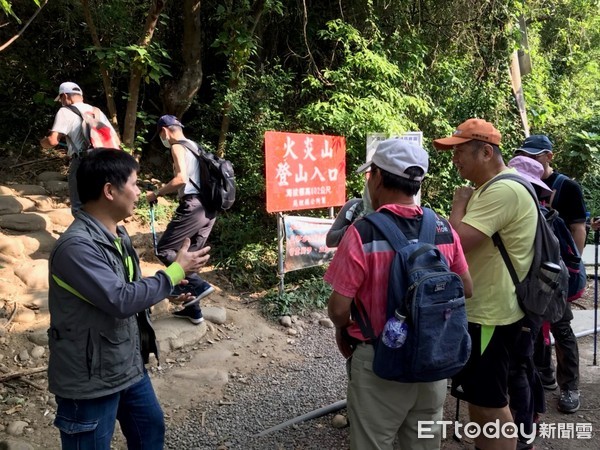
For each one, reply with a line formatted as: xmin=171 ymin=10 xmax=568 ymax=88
xmin=325 ymin=138 xmax=472 ymax=450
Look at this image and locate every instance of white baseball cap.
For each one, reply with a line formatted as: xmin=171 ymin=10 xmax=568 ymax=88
xmin=55 ymin=82 xmax=83 ymax=101
xmin=357 ymin=139 xmax=429 ymax=181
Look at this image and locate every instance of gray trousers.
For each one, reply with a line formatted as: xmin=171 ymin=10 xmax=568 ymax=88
xmin=68 ymin=156 xmax=83 ymax=216
xmin=156 ymin=195 xmax=216 ymax=307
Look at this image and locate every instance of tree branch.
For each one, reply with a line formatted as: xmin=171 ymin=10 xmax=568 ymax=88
xmin=0 ymin=1 xmax=48 ymax=52
xmin=80 ymin=0 xmax=120 ymax=134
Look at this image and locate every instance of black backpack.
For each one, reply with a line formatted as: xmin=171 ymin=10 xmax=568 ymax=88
xmin=177 ymin=140 xmax=236 ymax=212
xmin=481 ymin=173 xmax=568 ymax=323
xmin=353 ymin=208 xmax=470 ymax=382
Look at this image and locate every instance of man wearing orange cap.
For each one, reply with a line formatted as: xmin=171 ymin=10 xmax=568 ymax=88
xmin=434 ymin=119 xmax=537 ymax=450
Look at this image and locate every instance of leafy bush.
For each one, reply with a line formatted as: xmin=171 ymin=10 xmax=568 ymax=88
xmin=260 ymin=274 xmax=331 ymax=318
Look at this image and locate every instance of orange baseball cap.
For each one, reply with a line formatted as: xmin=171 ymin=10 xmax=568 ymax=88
xmin=433 ymin=118 xmax=501 ymax=150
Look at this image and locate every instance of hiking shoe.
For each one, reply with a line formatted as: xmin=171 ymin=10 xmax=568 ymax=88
xmin=171 ymin=281 xmax=215 ymax=307
xmin=172 ymin=306 xmax=204 ymax=325
xmin=516 ymin=441 xmax=535 ymax=450
xmin=539 ymin=372 xmax=558 ymax=390
xmin=558 ymin=389 xmax=580 ymax=413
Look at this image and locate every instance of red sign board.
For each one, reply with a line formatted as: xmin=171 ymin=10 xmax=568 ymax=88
xmin=264 ymin=131 xmax=346 ymax=213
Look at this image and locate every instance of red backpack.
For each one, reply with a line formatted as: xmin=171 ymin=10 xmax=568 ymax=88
xmin=65 ymin=105 xmax=121 ymax=150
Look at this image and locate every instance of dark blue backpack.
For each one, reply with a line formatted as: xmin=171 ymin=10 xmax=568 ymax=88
xmin=546 ymin=205 xmax=586 ymax=301
xmin=549 ymin=173 xmax=587 ymax=301
xmin=353 ymin=208 xmax=471 ymax=383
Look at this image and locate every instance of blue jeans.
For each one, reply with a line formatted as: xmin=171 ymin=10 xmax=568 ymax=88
xmin=54 ymin=371 xmax=164 ymax=450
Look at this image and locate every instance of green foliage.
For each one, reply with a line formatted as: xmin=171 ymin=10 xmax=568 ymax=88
xmin=1 ymin=0 xmax=40 ymax=22
xmin=85 ymin=42 xmax=172 ymax=85
xmin=522 ymin=0 xmax=600 ymax=180
xmin=0 ymin=0 xmax=16 ymax=20
xmin=4 ymin=0 xmax=600 ymax=305
xmin=582 ymin=174 xmax=600 ymax=219
xmin=134 ymin=195 xmax=175 ymax=227
xmin=260 ymin=275 xmax=331 ymax=318
xmin=299 ymin=19 xmax=429 ymax=143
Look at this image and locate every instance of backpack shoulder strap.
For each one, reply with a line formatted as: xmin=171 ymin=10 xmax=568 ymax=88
xmin=549 ymin=173 xmax=567 ymax=209
xmin=484 ymin=173 xmax=540 ymax=286
xmin=550 ymin=173 xmax=567 ymax=191
xmin=418 ymin=207 xmax=437 ymax=244
xmin=64 ymin=105 xmax=83 ymax=119
xmin=351 ymin=300 xmax=377 ymax=342
xmin=62 ymin=105 xmax=91 ymax=150
xmin=363 ymin=212 xmax=409 ymax=251
xmin=480 ymin=173 xmax=538 ymax=203
xmin=175 ymin=139 xmax=200 ymax=156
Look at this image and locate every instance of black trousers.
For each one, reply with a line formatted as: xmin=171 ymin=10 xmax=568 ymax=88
xmin=508 ymin=316 xmax=545 ymax=440
xmin=533 ymin=303 xmax=579 ymax=390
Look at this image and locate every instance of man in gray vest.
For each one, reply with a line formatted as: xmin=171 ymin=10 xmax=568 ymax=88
xmin=48 ymin=149 xmax=210 ymax=449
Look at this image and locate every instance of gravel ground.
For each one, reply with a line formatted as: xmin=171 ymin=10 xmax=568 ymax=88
xmin=164 ymin=322 xmax=350 ymax=450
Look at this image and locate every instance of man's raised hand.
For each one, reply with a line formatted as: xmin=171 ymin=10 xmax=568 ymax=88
xmin=174 ymin=238 xmax=210 ymax=274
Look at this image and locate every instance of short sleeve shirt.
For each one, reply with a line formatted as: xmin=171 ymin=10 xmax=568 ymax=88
xmin=324 ymin=204 xmax=469 ymax=341
xmin=545 ymin=172 xmax=587 ymax=226
xmin=461 ymin=169 xmax=536 ymax=325
xmin=51 ymin=103 xmax=97 ymax=156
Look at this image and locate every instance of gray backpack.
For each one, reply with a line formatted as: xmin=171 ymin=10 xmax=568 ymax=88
xmin=481 ymin=173 xmax=568 ymax=323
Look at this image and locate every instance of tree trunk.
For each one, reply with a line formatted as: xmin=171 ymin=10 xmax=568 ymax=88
xmin=216 ymin=0 xmax=266 ymax=158
xmin=161 ymin=0 xmax=203 ymax=119
xmin=80 ymin=0 xmax=120 ymax=135
xmin=122 ymin=0 xmax=167 ymax=150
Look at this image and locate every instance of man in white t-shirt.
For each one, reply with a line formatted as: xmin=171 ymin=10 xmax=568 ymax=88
xmin=40 ymin=82 xmax=116 ymax=215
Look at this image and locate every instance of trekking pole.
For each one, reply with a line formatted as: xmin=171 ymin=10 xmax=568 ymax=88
xmin=149 ymin=202 xmax=159 ymax=257
xmin=594 ymin=228 xmax=599 ymax=365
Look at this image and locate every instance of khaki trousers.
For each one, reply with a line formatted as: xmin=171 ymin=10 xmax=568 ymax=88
xmin=348 ymin=343 xmax=447 ymax=450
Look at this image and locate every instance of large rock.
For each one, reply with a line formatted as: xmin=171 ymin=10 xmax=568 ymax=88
xmin=0 ymin=185 xmax=14 ymax=195
xmin=0 ymin=267 xmax=26 ymax=296
xmin=14 ymin=290 xmax=48 ymax=310
xmin=0 ymin=195 xmax=23 ymax=215
xmin=9 ymin=184 xmax=47 ymax=196
xmin=47 ymin=209 xmax=73 ymax=228
xmin=0 ymin=213 xmax=49 ymax=232
xmin=37 ymin=171 xmax=66 ymax=182
xmin=15 ymin=232 xmax=57 ymax=257
xmin=25 ymin=195 xmax=56 ymax=212
xmin=0 ymin=234 xmax=25 ymax=260
xmin=13 ymin=260 xmax=48 ymax=290
xmin=203 ymin=306 xmax=227 ymax=325
xmin=13 ymin=197 xmax=35 ymax=212
xmin=43 ymin=180 xmax=69 ymax=196
xmin=153 ymin=318 xmax=208 ymax=352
